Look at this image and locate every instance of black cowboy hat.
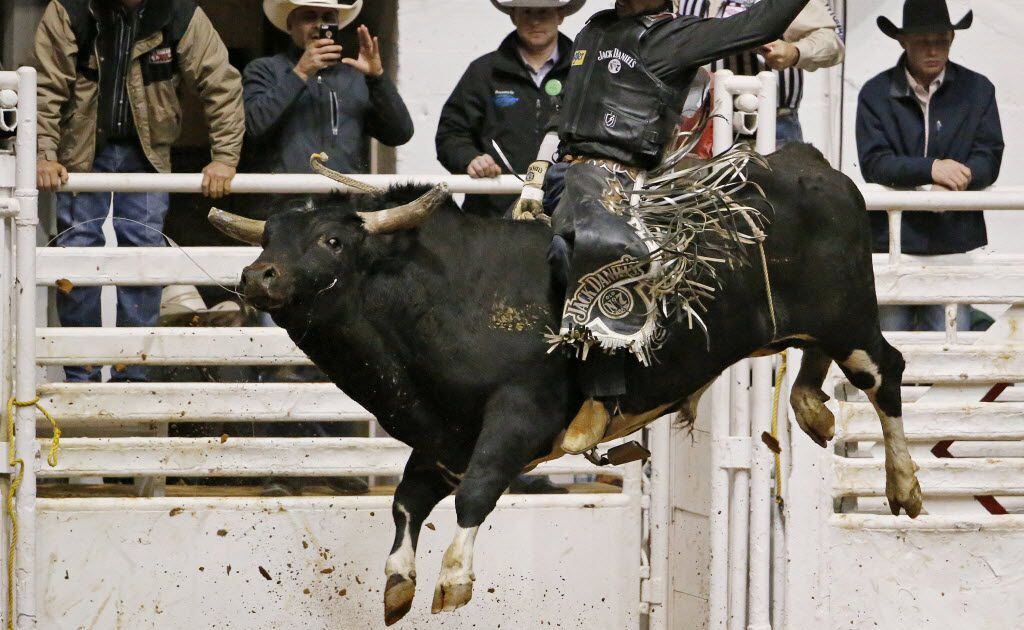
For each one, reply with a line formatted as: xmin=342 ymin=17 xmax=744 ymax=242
xmin=877 ymin=0 xmax=973 ymax=39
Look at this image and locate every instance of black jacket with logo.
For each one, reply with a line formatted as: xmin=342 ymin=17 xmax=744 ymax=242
xmin=558 ymin=0 xmax=811 ymax=169
xmin=436 ymin=32 xmax=574 ymax=217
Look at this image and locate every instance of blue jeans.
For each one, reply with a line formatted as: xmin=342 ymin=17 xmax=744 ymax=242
xmin=776 ymin=111 xmax=804 ymax=146
xmin=55 ymin=141 xmax=169 ymax=382
xmin=878 ymin=305 xmax=972 ymax=332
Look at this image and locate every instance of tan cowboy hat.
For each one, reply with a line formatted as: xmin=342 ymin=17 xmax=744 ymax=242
xmin=159 ymin=285 xmax=241 ymax=327
xmin=263 ymin=0 xmax=363 ymax=34
xmin=490 ymin=0 xmax=586 ymax=16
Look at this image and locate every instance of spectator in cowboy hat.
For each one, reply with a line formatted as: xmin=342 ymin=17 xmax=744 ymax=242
xmin=33 ymin=0 xmax=245 ymax=383
xmin=243 ymin=0 xmax=413 ymax=175
xmin=435 ymin=0 xmax=584 ymax=217
xmin=856 ymin=0 xmax=1004 ymax=331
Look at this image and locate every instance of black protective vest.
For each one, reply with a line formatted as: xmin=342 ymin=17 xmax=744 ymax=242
xmin=558 ymin=10 xmax=686 ymax=169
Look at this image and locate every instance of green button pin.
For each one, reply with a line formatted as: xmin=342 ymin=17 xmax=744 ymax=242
xmin=545 ymin=79 xmax=563 ymax=96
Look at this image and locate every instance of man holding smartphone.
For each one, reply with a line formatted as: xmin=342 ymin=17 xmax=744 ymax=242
xmin=244 ymin=0 xmax=413 ymax=497
xmin=244 ymin=0 xmax=413 ymax=175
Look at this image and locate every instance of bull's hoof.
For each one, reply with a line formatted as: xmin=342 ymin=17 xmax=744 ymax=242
xmin=561 ymin=399 xmax=611 ymax=455
xmin=430 ymin=578 xmax=474 ymax=614
xmin=791 ymin=387 xmax=835 ymax=448
xmin=384 ymin=573 xmax=416 ymax=626
xmin=887 ymin=463 xmax=923 ymax=518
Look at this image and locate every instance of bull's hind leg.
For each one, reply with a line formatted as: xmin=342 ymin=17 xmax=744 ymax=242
xmin=790 ymin=347 xmax=837 ymax=448
xmin=836 ymin=341 xmax=922 ymax=518
xmin=432 ymin=386 xmax=563 ymax=614
xmin=384 ymin=452 xmax=457 ymax=626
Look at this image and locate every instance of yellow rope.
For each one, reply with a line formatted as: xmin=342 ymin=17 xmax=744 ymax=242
xmin=770 ymin=354 xmax=788 ymax=507
xmin=5 ymin=396 xmax=60 ymax=630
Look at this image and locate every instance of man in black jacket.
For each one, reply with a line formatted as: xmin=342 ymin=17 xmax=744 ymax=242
xmin=856 ymin=0 xmax=1003 ymax=332
xmin=510 ymin=0 xmax=811 ymax=454
xmin=435 ymin=0 xmax=585 ymax=217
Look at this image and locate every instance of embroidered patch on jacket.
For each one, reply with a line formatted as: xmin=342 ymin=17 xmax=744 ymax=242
xmin=572 ymin=50 xmax=587 ymax=66
xmin=149 ymin=47 xmax=173 ymax=64
xmin=493 ymin=90 xmax=519 ymax=108
xmin=597 ymin=49 xmax=637 ymax=70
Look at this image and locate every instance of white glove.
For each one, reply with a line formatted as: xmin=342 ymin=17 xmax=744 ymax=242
xmin=511 ymin=160 xmax=550 ymax=224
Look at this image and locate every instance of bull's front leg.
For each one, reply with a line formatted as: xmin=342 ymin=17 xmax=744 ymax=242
xmin=384 ymin=452 xmax=459 ymax=626
xmin=431 ymin=525 xmax=480 ymax=614
xmin=432 ymin=386 xmax=564 ymax=614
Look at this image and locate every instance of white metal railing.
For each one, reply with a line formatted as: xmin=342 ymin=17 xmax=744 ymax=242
xmin=711 ymin=70 xmax=779 ymax=630
xmin=0 ymin=66 xmax=39 ymax=630
xmin=63 ymin=172 xmax=524 ymax=195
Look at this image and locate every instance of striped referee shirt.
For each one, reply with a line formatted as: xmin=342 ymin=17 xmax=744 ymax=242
xmin=678 ymin=0 xmax=837 ymax=111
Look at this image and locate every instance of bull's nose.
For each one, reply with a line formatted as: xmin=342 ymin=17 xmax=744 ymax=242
xmin=241 ymin=263 xmax=279 ymax=294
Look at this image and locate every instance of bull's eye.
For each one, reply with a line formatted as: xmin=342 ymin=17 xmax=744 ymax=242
xmin=325 ymin=237 xmax=341 ymax=250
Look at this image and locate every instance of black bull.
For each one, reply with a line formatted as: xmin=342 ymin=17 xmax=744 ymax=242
xmin=210 ymin=144 xmax=923 ymax=625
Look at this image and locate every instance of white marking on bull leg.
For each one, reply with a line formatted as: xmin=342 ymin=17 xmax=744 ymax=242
xmin=431 ymin=526 xmax=479 ymax=614
xmin=843 ymin=350 xmax=880 ymax=392
xmin=841 ymin=350 xmax=922 ymax=518
xmin=384 ymin=504 xmax=417 ymax=626
xmin=873 ymin=406 xmax=923 ymax=517
xmin=385 ymin=505 xmax=416 ymax=580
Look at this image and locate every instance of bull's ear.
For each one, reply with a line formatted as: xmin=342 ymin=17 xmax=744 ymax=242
xmin=208 ymin=208 xmax=266 ymax=246
xmin=356 ymin=184 xmax=450 ymax=234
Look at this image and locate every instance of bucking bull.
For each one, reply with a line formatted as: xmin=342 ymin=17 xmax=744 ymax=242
xmin=208 ymin=144 xmax=922 ymax=625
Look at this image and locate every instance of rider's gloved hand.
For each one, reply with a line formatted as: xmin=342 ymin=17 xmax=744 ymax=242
xmin=511 ymin=160 xmax=550 ymax=224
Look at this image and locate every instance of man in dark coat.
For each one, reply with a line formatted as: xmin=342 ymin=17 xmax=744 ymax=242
xmin=856 ymin=0 xmax=1003 ymax=331
xmin=435 ymin=0 xmax=584 ymax=217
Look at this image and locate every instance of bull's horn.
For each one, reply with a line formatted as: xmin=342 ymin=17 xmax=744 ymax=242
xmin=357 ymin=184 xmax=450 ymax=234
xmin=208 ymin=208 xmax=266 ymax=246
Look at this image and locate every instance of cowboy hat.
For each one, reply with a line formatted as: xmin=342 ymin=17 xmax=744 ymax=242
xmin=159 ymin=285 xmax=241 ymax=327
xmin=263 ymin=0 xmax=363 ymax=34
xmin=877 ymin=0 xmax=972 ymax=39
xmin=490 ymin=0 xmax=587 ymax=16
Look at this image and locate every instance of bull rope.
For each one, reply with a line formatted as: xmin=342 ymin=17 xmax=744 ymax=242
xmin=5 ymin=396 xmax=60 ymax=630
xmin=770 ymin=353 xmax=788 ymax=508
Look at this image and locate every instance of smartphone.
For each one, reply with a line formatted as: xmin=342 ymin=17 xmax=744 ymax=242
xmin=318 ymin=23 xmax=343 ymax=45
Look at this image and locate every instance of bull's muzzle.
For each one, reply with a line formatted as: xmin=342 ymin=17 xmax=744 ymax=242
xmin=240 ymin=262 xmax=284 ymax=310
